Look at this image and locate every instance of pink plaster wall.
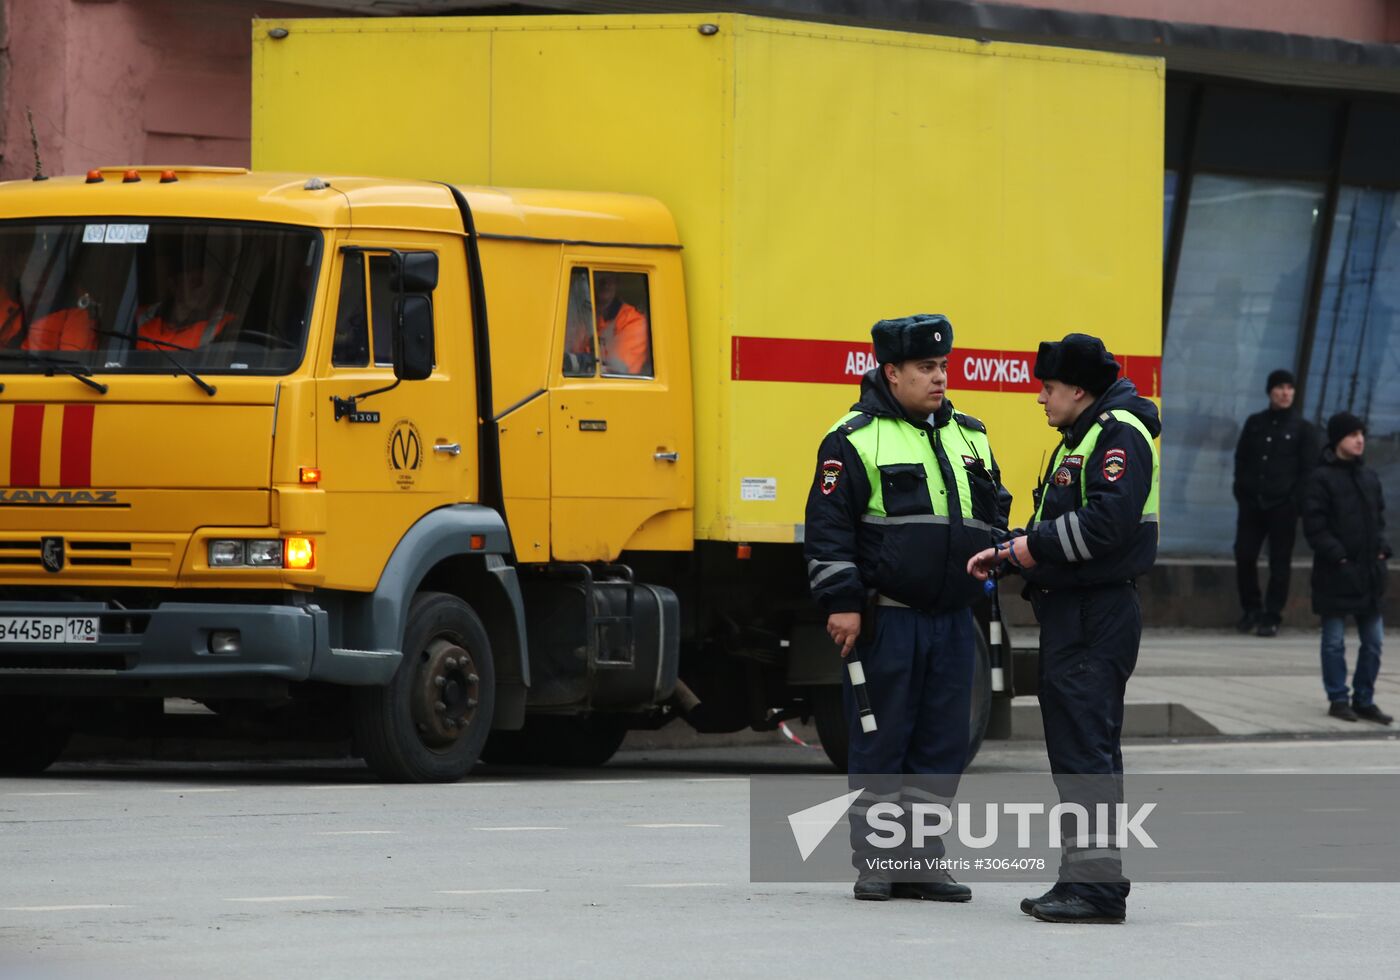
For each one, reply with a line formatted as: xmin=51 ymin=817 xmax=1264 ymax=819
xmin=1007 ymin=0 xmax=1400 ymax=44
xmin=0 ymin=0 xmax=336 ymax=182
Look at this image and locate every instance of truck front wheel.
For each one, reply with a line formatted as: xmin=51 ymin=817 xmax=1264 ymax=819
xmin=352 ymin=592 xmax=496 ymax=782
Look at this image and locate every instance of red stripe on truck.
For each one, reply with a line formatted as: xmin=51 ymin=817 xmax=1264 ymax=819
xmin=730 ymin=336 xmax=1160 ymax=397
xmin=60 ymin=404 xmax=95 ymax=487
xmin=9 ymin=404 xmax=44 ymax=487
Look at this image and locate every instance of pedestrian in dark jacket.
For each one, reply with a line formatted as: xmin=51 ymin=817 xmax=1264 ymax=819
xmin=1233 ymin=369 xmax=1317 ymax=637
xmin=1302 ymin=411 xmax=1392 ymax=724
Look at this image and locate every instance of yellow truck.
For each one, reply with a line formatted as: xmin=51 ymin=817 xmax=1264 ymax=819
xmin=0 ymin=14 xmax=1161 ymax=780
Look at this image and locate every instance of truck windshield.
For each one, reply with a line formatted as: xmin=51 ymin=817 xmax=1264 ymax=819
xmin=0 ymin=220 xmax=320 ymax=375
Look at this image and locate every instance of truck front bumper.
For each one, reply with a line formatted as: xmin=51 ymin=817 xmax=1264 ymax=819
xmin=0 ymin=601 xmax=400 ymax=688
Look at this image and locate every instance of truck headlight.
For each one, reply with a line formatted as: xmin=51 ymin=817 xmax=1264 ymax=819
xmin=245 ymin=539 xmax=283 ymax=567
xmin=209 ymin=540 xmax=245 ymax=567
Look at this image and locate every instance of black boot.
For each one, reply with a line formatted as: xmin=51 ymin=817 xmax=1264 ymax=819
xmin=892 ymin=870 xmax=972 ymax=903
xmin=1354 ymin=703 xmax=1393 ymax=725
xmin=1329 ymin=701 xmax=1359 ymax=722
xmin=1236 ymin=610 xmax=1260 ymax=633
xmin=1020 ymin=885 xmax=1064 ymax=915
xmin=1030 ymin=893 xmax=1125 ymax=924
xmin=853 ymin=869 xmax=893 ymax=901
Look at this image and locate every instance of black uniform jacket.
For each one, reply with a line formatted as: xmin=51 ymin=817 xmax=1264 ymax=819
xmin=1233 ymin=407 xmax=1317 ymax=511
xmin=1023 ymin=379 xmax=1160 ymax=591
xmin=1302 ymin=447 xmax=1392 ymax=616
xmin=804 ymin=370 xmax=1012 ymax=615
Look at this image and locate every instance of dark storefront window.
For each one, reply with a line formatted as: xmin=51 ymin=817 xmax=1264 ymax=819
xmin=1305 ymin=186 xmax=1400 ymax=494
xmin=1156 ymin=82 xmax=1400 ymax=557
xmin=1162 ymin=175 xmax=1325 ymax=553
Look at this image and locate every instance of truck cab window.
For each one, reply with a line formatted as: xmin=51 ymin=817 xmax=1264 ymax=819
xmin=0 ymin=221 xmax=318 ymax=374
xmin=369 ymin=255 xmax=396 ymax=366
xmin=332 ymin=253 xmax=405 ymax=368
xmin=596 ymin=271 xmax=652 ymax=378
xmin=561 ymin=266 xmax=653 ymax=379
xmin=562 ymin=267 xmax=596 ymax=377
xmin=332 ymin=255 xmax=368 ymax=366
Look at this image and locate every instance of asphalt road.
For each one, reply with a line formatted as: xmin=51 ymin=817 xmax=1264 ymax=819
xmin=3 ymin=735 xmax=1399 ymax=979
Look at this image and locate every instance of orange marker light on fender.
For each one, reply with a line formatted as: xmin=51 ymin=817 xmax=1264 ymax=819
xmin=469 ymin=534 xmax=485 ymax=551
xmin=299 ymin=467 xmax=321 ymax=485
xmin=283 ymin=536 xmax=315 ymax=570
xmin=737 ymin=544 xmax=752 ymax=560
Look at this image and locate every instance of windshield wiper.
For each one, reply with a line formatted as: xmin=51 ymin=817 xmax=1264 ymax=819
xmin=0 ymin=350 xmax=109 ymax=394
xmin=94 ymin=328 xmax=216 ymax=397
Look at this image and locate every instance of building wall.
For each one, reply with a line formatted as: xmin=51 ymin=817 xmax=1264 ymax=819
xmin=0 ymin=0 xmax=335 ymax=182
xmin=968 ymin=0 xmax=1400 ymax=44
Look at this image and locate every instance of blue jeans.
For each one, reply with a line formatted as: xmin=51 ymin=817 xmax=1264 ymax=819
xmin=1320 ymin=613 xmax=1384 ymax=707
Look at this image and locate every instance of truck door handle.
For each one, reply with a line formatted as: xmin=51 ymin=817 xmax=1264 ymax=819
xmin=654 ymin=451 xmax=680 ymax=462
xmin=434 ymin=443 xmax=462 ymax=456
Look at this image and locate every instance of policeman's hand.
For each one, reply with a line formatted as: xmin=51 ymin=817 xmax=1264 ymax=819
xmin=966 ymin=547 xmax=1000 ymax=581
xmin=827 ymin=612 xmax=861 ymax=659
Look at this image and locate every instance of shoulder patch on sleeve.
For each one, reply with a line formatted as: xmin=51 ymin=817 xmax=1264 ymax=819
xmin=819 ymin=459 xmax=844 ymax=495
xmin=953 ymin=411 xmax=987 ymax=433
xmin=1102 ymin=448 xmax=1128 ymax=482
xmin=1099 ymin=412 xmax=1113 ymax=423
xmin=840 ymin=412 xmax=875 ymax=434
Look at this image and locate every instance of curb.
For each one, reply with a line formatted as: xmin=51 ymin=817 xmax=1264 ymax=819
xmin=1007 ymin=701 xmax=1220 ymax=740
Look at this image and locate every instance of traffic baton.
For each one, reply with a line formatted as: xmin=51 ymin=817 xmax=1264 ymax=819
xmin=984 ymin=576 xmax=1006 ymax=693
xmin=846 ymin=648 xmax=877 ymax=733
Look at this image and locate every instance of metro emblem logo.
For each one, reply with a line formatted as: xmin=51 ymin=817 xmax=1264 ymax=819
xmin=6 ymin=404 xmax=98 ymax=488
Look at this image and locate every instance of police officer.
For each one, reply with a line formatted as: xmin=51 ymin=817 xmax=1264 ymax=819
xmin=805 ymin=314 xmax=1011 ymax=902
xmin=968 ymin=332 xmax=1160 ymax=924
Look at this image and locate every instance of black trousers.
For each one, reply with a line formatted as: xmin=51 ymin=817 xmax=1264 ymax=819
xmin=846 ymin=606 xmax=974 ymax=870
xmin=1033 ymin=583 xmax=1141 ymax=915
xmin=1234 ymin=501 xmax=1297 ymax=620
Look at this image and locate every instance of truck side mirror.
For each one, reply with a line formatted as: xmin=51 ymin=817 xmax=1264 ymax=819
xmin=396 ymin=251 xmax=439 ymax=293
xmin=393 ymin=295 xmax=434 ymax=381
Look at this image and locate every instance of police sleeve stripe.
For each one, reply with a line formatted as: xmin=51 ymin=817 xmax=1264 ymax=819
xmin=1067 ymin=511 xmax=1092 ymax=561
xmin=808 ymin=561 xmax=857 ymax=587
xmin=1055 ymin=514 xmax=1079 ymax=561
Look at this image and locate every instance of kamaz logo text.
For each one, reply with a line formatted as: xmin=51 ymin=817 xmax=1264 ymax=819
xmin=0 ymin=489 xmax=120 ymax=506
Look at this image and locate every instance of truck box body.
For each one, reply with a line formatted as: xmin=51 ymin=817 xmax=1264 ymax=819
xmin=252 ymin=13 xmax=1164 ymax=544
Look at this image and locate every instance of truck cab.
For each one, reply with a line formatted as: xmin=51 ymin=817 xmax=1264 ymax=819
xmin=0 ymin=167 xmax=693 ymax=780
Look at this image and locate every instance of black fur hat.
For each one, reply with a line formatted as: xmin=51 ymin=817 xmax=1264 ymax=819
xmin=1033 ymin=332 xmax=1121 ymax=395
xmin=871 ymin=314 xmax=953 ymax=364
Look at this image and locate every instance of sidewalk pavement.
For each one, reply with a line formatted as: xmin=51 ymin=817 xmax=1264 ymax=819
xmin=999 ymin=625 xmax=1399 ymax=740
xmin=1115 ymin=626 xmax=1399 ymax=738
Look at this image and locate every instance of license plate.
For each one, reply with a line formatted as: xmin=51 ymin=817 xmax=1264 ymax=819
xmin=0 ymin=616 xmax=99 ymax=644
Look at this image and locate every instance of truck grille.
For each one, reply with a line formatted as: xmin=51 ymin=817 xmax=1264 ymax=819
xmin=0 ymin=538 xmax=176 ymax=573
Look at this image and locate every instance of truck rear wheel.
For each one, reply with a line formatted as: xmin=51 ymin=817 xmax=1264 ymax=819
xmin=810 ymin=629 xmax=993 ymax=771
xmin=352 ymin=592 xmax=495 ymax=782
xmin=0 ymin=699 xmax=71 ymax=776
